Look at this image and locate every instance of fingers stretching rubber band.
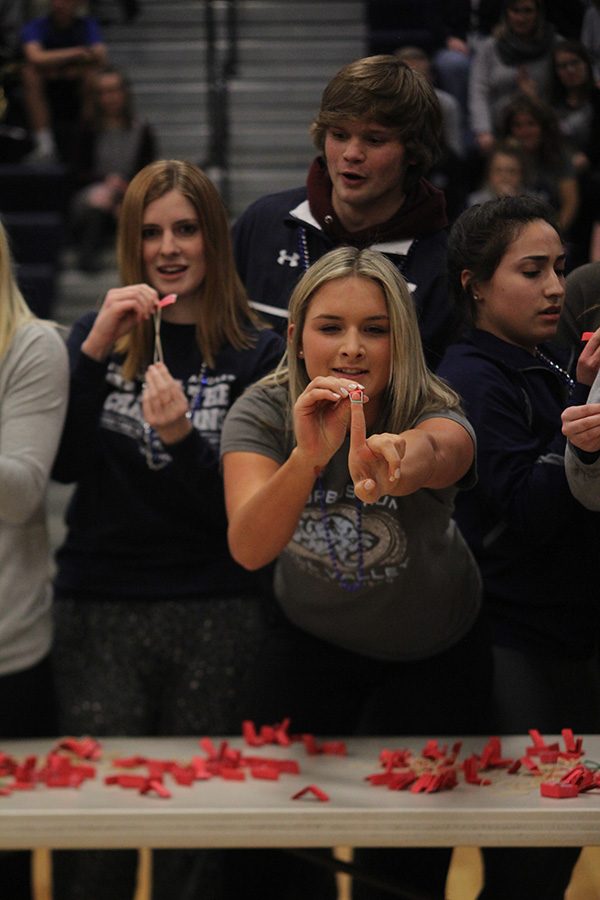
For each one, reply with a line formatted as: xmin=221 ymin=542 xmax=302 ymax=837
xmin=350 ymin=389 xmax=364 ymax=403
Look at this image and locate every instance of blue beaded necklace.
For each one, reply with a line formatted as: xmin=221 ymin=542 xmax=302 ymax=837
xmin=317 ymin=475 xmax=365 ymax=592
xmin=535 ymin=348 xmax=575 ymax=394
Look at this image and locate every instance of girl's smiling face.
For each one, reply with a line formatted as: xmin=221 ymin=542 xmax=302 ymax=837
xmin=142 ymin=189 xmax=206 ymax=306
xmin=297 ymin=275 xmax=391 ymax=423
xmin=470 ymin=219 xmax=566 ymax=352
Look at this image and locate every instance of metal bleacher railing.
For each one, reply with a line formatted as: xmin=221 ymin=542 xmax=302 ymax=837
xmin=204 ymin=0 xmax=238 ymax=211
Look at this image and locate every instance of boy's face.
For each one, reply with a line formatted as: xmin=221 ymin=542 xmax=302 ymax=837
xmin=324 ymin=119 xmax=410 ymax=230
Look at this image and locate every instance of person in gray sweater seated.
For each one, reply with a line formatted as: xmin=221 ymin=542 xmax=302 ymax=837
xmin=469 ymin=0 xmax=560 ymax=154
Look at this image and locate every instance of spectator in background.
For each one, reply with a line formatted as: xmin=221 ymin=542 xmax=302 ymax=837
xmin=469 ymin=0 xmax=559 ymax=155
xmin=550 ymin=39 xmax=600 ymax=266
xmin=0 ymin=0 xmax=23 ymax=64
xmin=396 ymin=44 xmax=467 ymax=221
xmin=0 ymin=217 xmax=68 ymax=900
xmin=467 ymin=138 xmax=528 ymax=204
xmin=581 ymin=0 xmax=600 ymax=82
xmin=366 ymin=1 xmax=474 ymax=143
xmin=500 ymin=93 xmax=578 ymax=236
xmin=20 ymin=0 xmax=107 ymax=163
xmin=557 ymin=260 xmax=600 ymax=349
xmin=70 ymin=64 xmax=157 ymax=272
xmin=0 ymin=1 xmax=30 ymax=161
xmin=551 ymin=40 xmax=600 ymax=173
xmin=232 ymin=55 xmax=453 ymax=370
xmin=395 ymin=44 xmax=463 ymax=157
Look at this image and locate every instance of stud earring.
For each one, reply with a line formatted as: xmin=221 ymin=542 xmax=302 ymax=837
xmin=298 ymin=349 xmax=304 ymax=358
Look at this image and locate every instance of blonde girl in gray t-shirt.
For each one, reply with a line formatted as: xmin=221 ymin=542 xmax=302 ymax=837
xmin=220 ymin=246 xmax=492 ymax=900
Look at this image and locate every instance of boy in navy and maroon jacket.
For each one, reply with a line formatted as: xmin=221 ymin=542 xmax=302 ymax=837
xmin=233 ymin=54 xmax=453 ymax=370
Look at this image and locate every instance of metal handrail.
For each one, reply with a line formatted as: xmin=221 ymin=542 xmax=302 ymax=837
xmin=204 ymin=0 xmax=238 ymax=210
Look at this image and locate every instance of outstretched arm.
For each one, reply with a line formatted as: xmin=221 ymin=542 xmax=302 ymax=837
xmin=348 ymin=397 xmax=474 ymax=503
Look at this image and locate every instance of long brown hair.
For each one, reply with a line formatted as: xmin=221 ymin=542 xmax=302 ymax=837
xmin=116 ymin=159 xmax=260 ymax=379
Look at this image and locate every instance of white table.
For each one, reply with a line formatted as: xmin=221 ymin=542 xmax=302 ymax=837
xmin=0 ymin=734 xmax=598 ymax=850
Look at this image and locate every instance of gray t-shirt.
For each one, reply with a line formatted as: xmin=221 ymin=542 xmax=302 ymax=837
xmin=221 ymin=383 xmax=481 ymax=662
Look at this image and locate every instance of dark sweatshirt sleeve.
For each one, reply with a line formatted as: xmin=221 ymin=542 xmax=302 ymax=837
xmin=440 ymin=355 xmax=587 ymax=545
xmin=51 ymin=313 xmax=110 ymax=484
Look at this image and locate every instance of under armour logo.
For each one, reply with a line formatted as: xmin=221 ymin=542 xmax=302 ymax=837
xmin=277 ymin=250 xmax=300 ymax=267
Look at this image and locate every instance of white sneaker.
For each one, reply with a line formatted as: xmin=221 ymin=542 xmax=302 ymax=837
xmin=23 ymin=144 xmax=58 ymax=165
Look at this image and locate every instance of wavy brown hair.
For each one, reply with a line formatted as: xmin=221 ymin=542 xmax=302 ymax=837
xmin=310 ymin=55 xmax=442 ymax=193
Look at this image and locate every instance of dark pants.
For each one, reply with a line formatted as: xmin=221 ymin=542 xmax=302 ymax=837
xmin=0 ymin=655 xmax=57 ymax=900
xmin=223 ymin=613 xmax=494 ymax=900
xmin=478 ymin=643 xmax=600 ymax=900
xmin=51 ymin=595 xmax=273 ymax=900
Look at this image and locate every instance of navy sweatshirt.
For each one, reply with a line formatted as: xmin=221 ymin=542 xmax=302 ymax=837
xmin=53 ymin=312 xmax=284 ymax=601
xmin=439 ymin=329 xmax=600 ymax=658
xmin=232 ymin=174 xmax=453 ymax=369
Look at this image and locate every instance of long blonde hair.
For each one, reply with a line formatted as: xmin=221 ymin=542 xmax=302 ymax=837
xmin=116 ymin=159 xmax=260 ymax=379
xmin=0 ymin=220 xmax=36 ymax=360
xmin=266 ymin=247 xmax=461 ymax=434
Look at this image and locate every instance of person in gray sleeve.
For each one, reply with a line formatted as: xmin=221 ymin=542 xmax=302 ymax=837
xmin=0 ymin=217 xmax=69 ymax=899
xmin=563 ymin=352 xmax=600 ymax=508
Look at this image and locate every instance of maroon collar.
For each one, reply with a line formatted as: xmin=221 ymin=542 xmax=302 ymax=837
xmin=306 ymin=157 xmax=448 ymax=246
